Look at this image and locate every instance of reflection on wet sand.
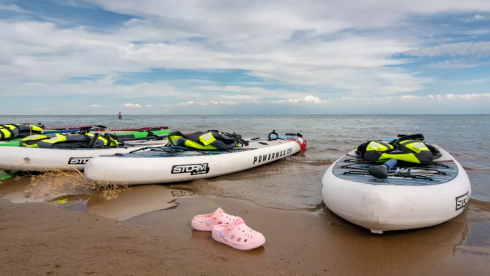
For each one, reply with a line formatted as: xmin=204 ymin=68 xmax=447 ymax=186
xmin=0 ymin=174 xmax=195 ymax=220
xmin=84 ymin=185 xmax=195 ymax=220
xmin=177 ymin=159 xmax=326 ymax=210
xmin=0 ymin=174 xmax=90 ymax=204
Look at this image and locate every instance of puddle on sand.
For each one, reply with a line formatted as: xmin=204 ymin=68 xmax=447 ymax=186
xmin=457 ymin=222 xmax=490 ymax=257
xmin=83 ymin=185 xmax=195 ymax=220
xmin=49 ymin=194 xmax=91 ymax=211
xmin=0 ymin=175 xmax=91 ymax=204
xmin=0 ymin=175 xmax=195 ymax=220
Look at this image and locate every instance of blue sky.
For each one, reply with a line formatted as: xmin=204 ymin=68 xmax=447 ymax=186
xmin=1 ymin=0 xmax=490 ymax=115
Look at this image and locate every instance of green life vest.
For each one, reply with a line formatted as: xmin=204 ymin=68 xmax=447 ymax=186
xmin=167 ymin=131 xmax=248 ymax=150
xmin=355 ymin=134 xmax=439 ymax=165
xmin=21 ymin=133 xmax=118 ymax=148
xmin=0 ymin=124 xmax=43 ymax=141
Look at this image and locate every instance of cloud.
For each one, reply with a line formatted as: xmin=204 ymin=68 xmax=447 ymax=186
xmin=401 ymin=41 xmax=490 ymax=57
xmin=463 ymin=14 xmax=486 ymax=22
xmin=272 ymin=95 xmax=326 ymax=104
xmin=429 ymin=58 xmax=490 ymax=68
xmin=123 ymin=103 xmax=142 ymax=107
xmin=427 ymin=93 xmax=490 ymax=101
xmin=0 ymin=1 xmax=451 ymax=98
xmin=89 ymin=104 xmax=110 ymax=108
xmin=0 ymin=76 xmax=187 ymax=98
xmin=0 ymin=4 xmax=28 ymax=13
xmin=163 ymin=93 xmax=490 ymax=109
xmin=1 ymin=0 xmax=490 ymax=112
xmin=456 ymin=78 xmax=490 ymax=85
xmin=146 ymin=104 xmax=153 ymax=107
xmin=163 ymin=100 xmax=238 ymax=107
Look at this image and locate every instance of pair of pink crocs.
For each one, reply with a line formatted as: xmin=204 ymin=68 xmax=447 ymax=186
xmin=192 ymin=207 xmax=265 ymax=250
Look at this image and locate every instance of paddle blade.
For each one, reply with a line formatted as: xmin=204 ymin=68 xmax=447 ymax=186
xmin=368 ymin=166 xmax=388 ymax=179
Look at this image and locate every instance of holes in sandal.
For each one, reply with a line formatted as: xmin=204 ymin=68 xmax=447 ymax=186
xmin=231 ymin=235 xmax=235 ymax=239
xmin=237 ymin=238 xmax=241 ymax=242
xmin=244 ymin=239 xmax=247 ymax=242
xmin=218 ymin=221 xmax=222 ymax=224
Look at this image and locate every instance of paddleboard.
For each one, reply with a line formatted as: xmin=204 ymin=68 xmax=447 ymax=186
xmin=85 ymin=135 xmax=307 ymax=185
xmin=321 ymin=143 xmax=471 ymax=234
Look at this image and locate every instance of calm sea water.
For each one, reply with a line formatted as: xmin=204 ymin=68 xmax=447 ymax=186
xmin=1 ymin=115 xmax=489 ymax=205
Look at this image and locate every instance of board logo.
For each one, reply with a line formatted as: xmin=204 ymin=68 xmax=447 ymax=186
xmin=253 ymin=147 xmax=293 ymax=164
xmin=68 ymin=157 xmax=92 ymax=165
xmin=172 ymin=163 xmax=210 ymax=175
xmin=455 ymin=192 xmax=469 ymax=211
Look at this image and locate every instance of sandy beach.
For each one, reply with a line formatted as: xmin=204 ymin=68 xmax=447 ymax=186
xmin=1 ymin=170 xmax=489 ymax=276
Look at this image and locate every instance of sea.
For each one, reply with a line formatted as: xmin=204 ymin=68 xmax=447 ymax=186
xmin=0 ymin=114 xmax=489 ymax=208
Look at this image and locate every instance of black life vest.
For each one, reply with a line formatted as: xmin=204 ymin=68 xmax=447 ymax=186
xmin=0 ymin=124 xmax=43 ymax=141
xmin=167 ymin=131 xmax=248 ymax=150
xmin=21 ymin=133 xmax=118 ymax=148
xmin=355 ymin=134 xmax=440 ymax=165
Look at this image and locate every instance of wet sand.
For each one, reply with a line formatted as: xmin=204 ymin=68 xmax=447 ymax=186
xmin=1 ymin=195 xmax=490 ymax=276
xmin=1 ymin=165 xmax=490 ymax=275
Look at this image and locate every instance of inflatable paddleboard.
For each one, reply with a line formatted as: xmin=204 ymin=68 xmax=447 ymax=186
xmin=0 ymin=129 xmax=171 ymax=147
xmin=321 ymin=143 xmax=471 ymax=234
xmin=0 ymin=170 xmax=16 ymax=183
xmin=0 ymin=134 xmax=171 ymax=172
xmin=85 ymin=135 xmax=306 ymax=185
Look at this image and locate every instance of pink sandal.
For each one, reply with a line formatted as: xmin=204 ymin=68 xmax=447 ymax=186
xmin=191 ymin=207 xmax=240 ymax=231
xmin=212 ymin=217 xmax=266 ymax=250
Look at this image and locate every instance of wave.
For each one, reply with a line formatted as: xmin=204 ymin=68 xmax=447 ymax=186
xmin=453 ymin=153 xmax=490 ymax=161
xmin=285 ymin=156 xmax=335 ymax=166
xmin=463 ymin=167 xmax=490 ymax=173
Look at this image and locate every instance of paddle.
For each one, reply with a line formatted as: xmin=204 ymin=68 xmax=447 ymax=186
xmin=368 ymin=158 xmax=398 ymax=179
xmin=118 ymin=134 xmax=169 ymax=145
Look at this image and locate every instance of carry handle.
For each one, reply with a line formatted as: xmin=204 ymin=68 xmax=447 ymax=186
xmin=268 ymin=130 xmax=278 ymax=141
xmin=79 ymin=126 xmax=92 ymax=134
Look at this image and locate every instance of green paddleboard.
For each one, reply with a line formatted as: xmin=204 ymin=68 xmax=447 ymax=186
xmin=0 ymin=170 xmax=18 ymax=183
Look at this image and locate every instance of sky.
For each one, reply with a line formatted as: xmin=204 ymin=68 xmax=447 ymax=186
xmin=1 ymin=0 xmax=490 ymax=115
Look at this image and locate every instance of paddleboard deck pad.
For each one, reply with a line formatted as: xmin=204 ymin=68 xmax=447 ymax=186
xmin=332 ymin=148 xmax=458 ymax=186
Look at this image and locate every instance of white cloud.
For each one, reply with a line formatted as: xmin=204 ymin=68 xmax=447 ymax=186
xmin=427 ymin=93 xmax=490 ymax=101
xmin=0 ymin=76 xmax=188 ymax=98
xmin=402 ymin=41 xmax=490 ymax=57
xmin=272 ymin=95 xmax=326 ymax=104
xmin=456 ymin=78 xmax=490 ymax=85
xmin=462 ymin=14 xmax=486 ymax=22
xmin=0 ymin=1 xmax=442 ymax=98
xmin=146 ymin=104 xmax=153 ymax=107
xmin=474 ymin=14 xmax=485 ymax=20
xmin=1 ymin=0 xmax=490 ymax=105
xmin=163 ymin=93 xmax=490 ymax=109
xmin=123 ymin=103 xmax=142 ymax=107
xmin=163 ymin=100 xmax=238 ymax=107
xmin=429 ymin=58 xmax=490 ymax=69
xmin=89 ymin=104 xmax=110 ymax=108
xmin=0 ymin=4 xmax=27 ymax=13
